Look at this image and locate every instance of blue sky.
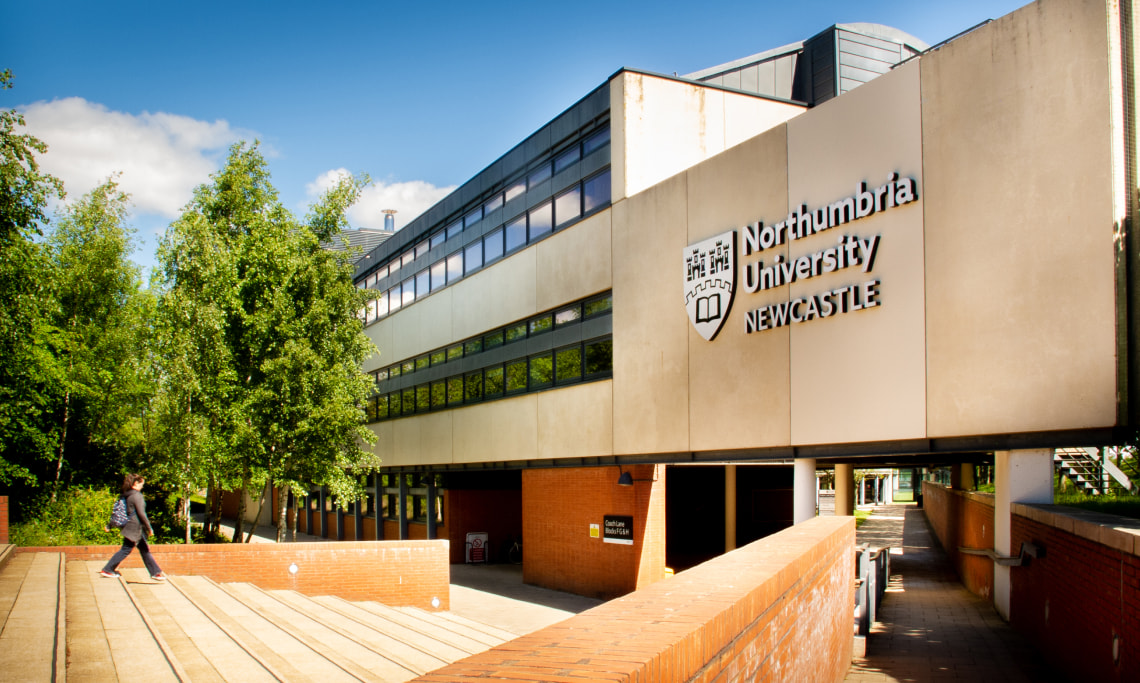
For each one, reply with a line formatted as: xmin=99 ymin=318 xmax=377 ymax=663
xmin=2 ymin=0 xmax=1028 ymax=276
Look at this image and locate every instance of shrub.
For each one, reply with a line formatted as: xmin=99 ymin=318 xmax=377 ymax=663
xmin=10 ymin=487 xmax=122 ymax=546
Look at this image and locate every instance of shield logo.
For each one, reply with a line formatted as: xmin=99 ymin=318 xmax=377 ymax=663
xmin=683 ymin=230 xmax=736 ymax=341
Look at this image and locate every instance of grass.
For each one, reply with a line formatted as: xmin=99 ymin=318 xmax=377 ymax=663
xmin=855 ymin=509 xmax=871 ymax=528
xmin=1054 ymin=491 xmax=1140 ymax=519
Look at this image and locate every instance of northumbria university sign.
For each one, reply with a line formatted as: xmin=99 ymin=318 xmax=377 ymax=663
xmin=684 ymin=172 xmax=918 ymax=340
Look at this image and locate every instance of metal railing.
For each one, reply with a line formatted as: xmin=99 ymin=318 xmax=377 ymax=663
xmin=855 ymin=544 xmax=890 ymax=637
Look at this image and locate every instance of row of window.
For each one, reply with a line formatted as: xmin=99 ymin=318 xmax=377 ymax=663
xmin=305 ymin=474 xmax=445 ymax=523
xmin=370 ymin=292 xmax=612 ymax=382
xmin=365 ymin=337 xmax=613 ymax=421
xmin=360 ymin=169 xmax=611 ymax=325
xmin=359 ymin=126 xmax=610 ymax=290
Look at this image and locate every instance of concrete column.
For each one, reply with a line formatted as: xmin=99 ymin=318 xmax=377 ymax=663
xmin=398 ymin=474 xmax=409 ymax=541
xmin=793 ymin=458 xmax=818 ymax=523
xmin=884 ymin=471 xmax=894 ymax=504
xmin=835 ymin=464 xmax=855 ymax=516
xmin=725 ymin=465 xmax=737 ymax=551
xmin=859 ymin=474 xmax=866 ymax=507
xmin=994 ymin=448 xmax=1053 ymax=620
xmin=373 ymin=473 xmax=385 ymax=540
xmin=873 ymin=476 xmax=881 ymax=505
xmin=426 ymin=476 xmax=437 ymax=540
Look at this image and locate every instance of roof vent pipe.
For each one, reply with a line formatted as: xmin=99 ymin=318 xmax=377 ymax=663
xmin=383 ymin=209 xmax=397 ymax=232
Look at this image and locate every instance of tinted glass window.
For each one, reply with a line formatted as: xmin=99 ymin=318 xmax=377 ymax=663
xmin=447 ymin=377 xmax=463 ymax=405
xmin=585 ymin=293 xmax=613 ymax=317
xmin=463 ymin=207 xmax=482 ymax=228
xmin=465 ymin=371 xmax=483 ymax=402
xmin=376 ymin=394 xmax=389 ymax=419
xmin=529 ymin=201 xmax=552 ymax=240
xmin=583 ymin=170 xmax=611 ymax=214
xmin=390 ymin=392 xmax=402 ymax=417
xmin=505 ymin=323 xmax=527 ymax=343
xmin=447 ymin=345 xmax=463 ymax=361
xmin=529 ymin=315 xmax=552 ymax=336
xmin=402 ymin=388 xmax=416 ymax=414
xmin=583 ymin=127 xmax=610 ymax=155
xmin=431 ymin=381 xmax=446 ymax=409
xmin=506 ymin=360 xmax=528 ymax=393
xmin=484 ymin=228 xmax=503 ymax=263
xmin=585 ymin=339 xmax=614 ymax=377
xmin=529 ymin=353 xmax=553 ymax=389
xmin=415 ymin=269 xmax=430 ymax=299
xmin=555 ymin=186 xmax=581 ymax=227
xmin=465 ymin=241 xmax=482 ymax=273
xmin=430 ymin=350 xmax=446 ymax=366
xmin=402 ymin=277 xmax=416 ymax=306
xmin=554 ymin=146 xmax=580 ymax=173
xmin=401 ymin=251 xmax=414 ymax=267
xmin=505 ymin=215 xmax=526 ymax=252
xmin=377 ymin=291 xmax=389 ymax=317
xmin=447 ymin=251 xmax=463 ymax=282
xmin=464 ymin=338 xmax=483 ymax=355
xmin=505 ymin=177 xmax=525 ymax=202
xmin=390 ymin=364 xmax=401 ymax=378
xmin=556 ymin=346 xmax=583 ymax=383
xmin=431 ymin=260 xmax=446 ymax=291
xmin=483 ymin=193 xmax=503 ymax=214
xmin=388 ymin=284 xmax=402 ymax=312
xmin=446 ymin=220 xmax=463 ymax=239
xmin=430 ymin=231 xmax=445 ymax=248
xmin=417 ymin=385 xmax=430 ymax=411
xmin=484 ymin=330 xmax=504 ymax=349
xmin=555 ymin=305 xmax=581 ymax=326
xmin=403 ymin=360 xmax=416 ymax=374
xmin=527 ymin=163 xmax=551 ymax=189
xmin=415 ymin=241 xmax=429 ymax=259
xmin=485 ymin=366 xmax=504 ymax=398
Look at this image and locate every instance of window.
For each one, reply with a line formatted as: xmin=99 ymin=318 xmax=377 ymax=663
xmin=389 ymin=392 xmax=402 ymax=417
xmin=415 ymin=241 xmax=429 ymax=259
xmin=446 ymin=219 xmax=463 ymax=240
xmin=484 ymin=330 xmax=504 ymax=349
xmin=555 ymin=185 xmax=581 ymax=227
xmin=585 ymin=292 xmax=613 ymax=317
xmin=377 ymin=291 xmax=389 ymax=317
xmin=505 ymin=322 xmax=527 ymax=343
xmin=431 ymin=260 xmax=446 ymax=291
xmin=556 ymin=346 xmax=582 ymax=384
xmin=529 ymin=201 xmax=552 ymax=239
xmin=430 ymin=231 xmax=446 ymax=248
xmin=465 ymin=338 xmax=483 ymax=355
xmin=465 ymin=241 xmax=482 ymax=273
xmin=447 ymin=251 xmax=463 ymax=282
xmin=465 ymin=371 xmax=483 ymax=403
xmin=431 ymin=381 xmax=446 ymax=409
xmin=416 ymin=385 xmax=430 ymax=411
xmin=529 ymin=353 xmax=553 ymax=389
xmin=527 ymin=163 xmax=551 ymax=189
xmin=585 ymin=338 xmax=613 ymax=378
xmin=505 ymin=215 xmax=526 ymax=252
xmin=583 ymin=127 xmax=610 ymax=155
xmin=388 ymin=283 xmax=402 ymax=313
xmin=447 ymin=377 xmax=463 ymax=405
xmin=484 ymin=228 xmax=503 ymax=263
xmin=390 ymin=365 xmax=401 ymax=378
xmin=483 ymin=193 xmax=503 ymax=214
xmin=376 ymin=394 xmax=389 ymax=419
xmin=415 ymin=356 xmax=429 ymax=371
xmin=506 ymin=360 xmax=527 ymax=394
xmin=401 ymin=276 xmax=415 ymax=307
xmin=555 ymin=304 xmax=581 ymax=326
xmin=463 ymin=207 xmax=482 ymax=228
xmin=554 ymin=146 xmax=580 ymax=173
xmin=485 ymin=366 xmax=504 ymax=398
xmin=415 ymin=269 xmax=430 ymax=300
xmin=402 ymin=388 xmax=416 ymax=414
xmin=402 ymin=359 xmax=416 ymax=374
xmin=505 ymin=177 xmax=525 ymax=202
xmin=430 ymin=350 xmax=446 ymax=366
xmin=401 ymin=251 xmax=414 ymax=267
xmin=583 ymin=170 xmax=611 ymax=214
xmin=447 ymin=345 xmax=463 ymax=361
xmin=529 ymin=314 xmax=552 ymax=336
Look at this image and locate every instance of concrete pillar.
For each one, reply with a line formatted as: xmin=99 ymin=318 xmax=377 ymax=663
xmin=398 ymin=474 xmax=409 ymax=541
xmin=426 ymin=476 xmax=437 ymax=540
xmin=884 ymin=471 xmax=894 ymax=504
xmin=994 ymin=449 xmax=1053 ymax=620
xmin=793 ymin=458 xmax=817 ymax=523
xmin=373 ymin=473 xmax=384 ymax=540
xmin=725 ymin=465 xmax=737 ymax=551
xmin=859 ymin=474 xmax=866 ymax=507
xmin=835 ymin=464 xmax=855 ymax=516
xmin=873 ymin=476 xmax=881 ymax=505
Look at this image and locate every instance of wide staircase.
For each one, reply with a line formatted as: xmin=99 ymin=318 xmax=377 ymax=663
xmin=1054 ymin=447 xmax=1133 ymax=495
xmin=0 ymin=546 xmax=515 ymax=682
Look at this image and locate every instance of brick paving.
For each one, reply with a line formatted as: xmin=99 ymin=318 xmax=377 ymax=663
xmin=845 ymin=503 xmax=1068 ymax=682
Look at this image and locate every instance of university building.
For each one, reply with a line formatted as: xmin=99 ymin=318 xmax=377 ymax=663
xmin=308 ymin=0 xmax=1136 ymax=604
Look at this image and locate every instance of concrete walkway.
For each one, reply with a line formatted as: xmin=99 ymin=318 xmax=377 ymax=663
xmin=845 ymin=503 xmax=1068 ymax=682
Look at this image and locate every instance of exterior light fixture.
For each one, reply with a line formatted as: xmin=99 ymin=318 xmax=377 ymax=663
xmin=617 ymin=465 xmax=657 ymax=486
xmin=288 ymin=562 xmax=299 ymax=575
xmin=431 ymin=596 xmax=441 ymax=609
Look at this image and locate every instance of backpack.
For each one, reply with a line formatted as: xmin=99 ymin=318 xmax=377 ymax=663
xmin=108 ymin=496 xmax=129 ymax=529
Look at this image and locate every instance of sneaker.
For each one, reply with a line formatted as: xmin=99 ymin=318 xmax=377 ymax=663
xmin=152 ymin=573 xmax=167 ymax=581
xmin=99 ymin=570 xmax=120 ymax=578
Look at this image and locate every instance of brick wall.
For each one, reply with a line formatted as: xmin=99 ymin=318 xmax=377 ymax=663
xmin=1009 ymin=503 xmax=1140 ymax=682
xmin=0 ymin=496 xmax=8 ymax=544
xmin=17 ymin=539 xmax=449 ymax=609
xmin=445 ymin=488 xmax=521 ymax=564
xmin=522 ymin=465 xmax=667 ymax=600
xmin=414 ymin=516 xmax=855 ymax=683
xmin=922 ymin=482 xmax=995 ymax=598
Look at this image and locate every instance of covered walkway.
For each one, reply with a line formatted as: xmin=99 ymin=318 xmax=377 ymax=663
xmin=845 ymin=503 xmax=1067 ymax=682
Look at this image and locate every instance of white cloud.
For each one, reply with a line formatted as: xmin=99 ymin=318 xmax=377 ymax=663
xmin=20 ymin=97 xmax=243 ymax=218
xmin=306 ymin=168 xmax=456 ymax=231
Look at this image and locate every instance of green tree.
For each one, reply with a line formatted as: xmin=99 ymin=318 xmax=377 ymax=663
xmin=157 ymin=142 xmax=378 ymax=542
xmin=0 ymin=69 xmax=65 ymax=489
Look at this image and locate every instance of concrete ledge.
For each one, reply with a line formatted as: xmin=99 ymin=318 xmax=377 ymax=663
xmin=414 ymin=516 xmax=856 ymax=683
xmin=17 ymin=539 xmax=451 ymax=609
xmin=1012 ymin=502 xmax=1140 ymax=556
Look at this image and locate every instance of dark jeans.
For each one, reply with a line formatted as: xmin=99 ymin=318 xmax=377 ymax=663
xmin=102 ymin=536 xmax=162 ymax=576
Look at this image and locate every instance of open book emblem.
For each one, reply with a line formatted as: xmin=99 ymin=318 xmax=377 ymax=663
xmin=684 ymin=230 xmax=736 ymax=341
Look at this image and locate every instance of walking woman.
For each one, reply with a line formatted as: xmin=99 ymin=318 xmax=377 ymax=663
xmin=100 ymin=473 xmax=167 ymax=580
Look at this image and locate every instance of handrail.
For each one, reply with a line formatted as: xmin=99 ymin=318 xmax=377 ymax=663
xmin=958 ymin=541 xmax=1044 ymax=567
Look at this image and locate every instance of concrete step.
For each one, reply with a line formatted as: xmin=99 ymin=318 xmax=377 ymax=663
xmin=394 ymin=605 xmax=510 ymax=648
xmin=349 ymin=600 xmax=494 ymax=654
xmin=122 ymin=568 xmax=278 ymax=683
xmin=174 ymin=574 xmax=352 ymax=682
xmin=313 ymin=595 xmax=473 ymax=664
xmin=84 ymin=560 xmax=180 ymax=682
xmin=0 ymin=552 xmax=64 ymax=681
xmin=221 ymin=582 xmax=416 ymax=682
xmin=268 ymin=589 xmax=449 ymax=675
xmin=0 ymin=552 xmax=34 ymax=631
xmin=66 ymin=561 xmax=118 ymax=682
xmin=426 ymin=608 xmax=518 ymax=642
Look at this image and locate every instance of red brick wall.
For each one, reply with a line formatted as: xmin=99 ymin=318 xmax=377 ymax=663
xmin=0 ymin=496 xmax=8 ymax=544
xmin=922 ymin=482 xmax=995 ymax=598
xmin=1009 ymin=505 xmax=1140 ymax=682
xmin=415 ymin=516 xmax=855 ymax=683
xmin=18 ymin=539 xmax=449 ymax=609
xmin=522 ymin=465 xmax=666 ymax=600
